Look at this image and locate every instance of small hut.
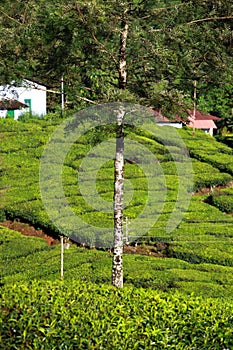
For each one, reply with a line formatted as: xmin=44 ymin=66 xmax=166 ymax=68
xmin=0 ymin=98 xmax=28 ymax=118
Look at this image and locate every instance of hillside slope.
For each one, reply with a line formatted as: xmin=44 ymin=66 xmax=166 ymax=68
xmin=0 ymin=118 xmax=233 ymax=297
xmin=1 ymin=276 xmax=232 ymax=349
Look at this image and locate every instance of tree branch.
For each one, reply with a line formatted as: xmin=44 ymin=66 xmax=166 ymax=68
xmin=187 ymin=15 xmax=233 ymax=25
xmin=146 ymin=14 xmax=233 ymax=34
xmin=75 ymin=95 xmax=99 ymax=104
xmin=0 ymin=9 xmax=22 ymax=25
xmin=76 ymin=6 xmax=118 ymax=68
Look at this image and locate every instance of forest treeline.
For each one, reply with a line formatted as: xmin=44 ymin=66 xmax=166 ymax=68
xmin=1 ymin=0 xmax=233 ymax=129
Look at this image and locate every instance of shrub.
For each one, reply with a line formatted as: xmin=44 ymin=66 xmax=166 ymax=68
xmin=1 ymin=280 xmax=233 ymax=349
xmin=208 ymin=192 xmax=233 ymax=213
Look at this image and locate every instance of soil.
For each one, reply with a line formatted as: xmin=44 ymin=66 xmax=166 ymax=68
xmin=0 ymin=219 xmax=169 ymax=257
xmin=0 ymin=220 xmax=59 ymax=246
xmin=1 ymin=182 xmax=232 ymax=256
xmin=194 ymin=181 xmax=233 ymax=196
xmin=123 ymin=242 xmax=168 ymax=257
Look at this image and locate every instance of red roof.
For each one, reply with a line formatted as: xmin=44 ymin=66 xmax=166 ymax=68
xmin=150 ymin=108 xmax=220 ymax=130
xmin=0 ymin=99 xmax=28 ymax=110
xmin=154 ymin=111 xmax=170 ymax=123
xmin=152 ymin=109 xmax=182 ymax=123
xmin=188 ymin=110 xmax=221 ymax=121
xmin=189 ymin=119 xmax=217 ymax=129
xmin=187 ymin=110 xmax=220 ymax=130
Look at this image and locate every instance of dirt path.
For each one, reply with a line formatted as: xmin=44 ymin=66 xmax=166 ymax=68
xmin=194 ymin=180 xmax=233 ymax=196
xmin=0 ymin=219 xmax=168 ymax=257
xmin=0 ymin=220 xmax=59 ymax=246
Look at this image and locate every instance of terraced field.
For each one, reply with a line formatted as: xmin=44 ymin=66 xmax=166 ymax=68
xmin=1 ymin=117 xmax=233 ymax=349
xmin=0 ymin=117 xmax=233 ymax=297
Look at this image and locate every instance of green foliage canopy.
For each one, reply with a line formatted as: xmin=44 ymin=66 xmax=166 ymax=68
xmin=0 ymin=0 xmax=233 ymax=119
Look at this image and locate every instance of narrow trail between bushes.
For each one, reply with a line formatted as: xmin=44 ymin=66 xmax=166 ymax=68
xmin=194 ymin=180 xmax=233 ymax=196
xmin=0 ymin=219 xmax=169 ymax=257
xmin=1 ymin=181 xmax=232 ymax=254
xmin=0 ymin=220 xmax=59 ymax=246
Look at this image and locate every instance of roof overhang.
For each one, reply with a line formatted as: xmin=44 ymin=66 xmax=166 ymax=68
xmin=188 ymin=119 xmax=217 ymax=129
xmin=0 ymin=99 xmax=28 ymax=110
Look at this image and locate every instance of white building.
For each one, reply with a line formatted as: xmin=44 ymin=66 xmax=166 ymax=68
xmin=0 ymin=80 xmax=46 ymax=119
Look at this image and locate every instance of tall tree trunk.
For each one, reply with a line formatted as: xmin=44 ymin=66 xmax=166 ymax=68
xmin=192 ymin=79 xmax=197 ymax=135
xmin=118 ymin=19 xmax=128 ymax=90
xmin=112 ymin=109 xmax=125 ymax=288
xmin=112 ymin=18 xmax=129 ymax=288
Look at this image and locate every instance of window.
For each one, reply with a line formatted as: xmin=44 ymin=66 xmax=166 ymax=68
xmin=6 ymin=110 xmax=14 ymax=119
xmin=24 ymin=99 xmax=32 ymax=112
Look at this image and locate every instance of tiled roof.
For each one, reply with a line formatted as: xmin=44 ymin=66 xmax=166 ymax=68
xmin=152 ymin=109 xmax=182 ymax=123
xmin=189 ymin=119 xmax=217 ymax=129
xmin=151 ymin=108 xmax=220 ymax=128
xmin=188 ymin=110 xmax=221 ymax=121
xmin=0 ymin=99 xmax=28 ymax=110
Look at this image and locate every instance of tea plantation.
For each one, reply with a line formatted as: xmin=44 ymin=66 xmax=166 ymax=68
xmin=0 ymin=117 xmax=233 ymax=349
xmin=1 ymin=276 xmax=233 ymax=349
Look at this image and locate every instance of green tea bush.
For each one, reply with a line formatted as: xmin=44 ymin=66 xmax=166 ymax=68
xmin=170 ymin=241 xmax=233 ymax=266
xmin=194 ymin=172 xmax=231 ymax=190
xmin=179 ymin=128 xmax=233 ymax=154
xmin=191 ymin=160 xmax=232 ymax=190
xmin=0 ymin=119 xmax=42 ymax=132
xmin=217 ymin=135 xmax=233 ymax=148
xmin=208 ymin=187 xmax=233 ymax=213
xmin=178 ymin=128 xmax=233 ymax=174
xmin=1 ymin=226 xmax=233 ymax=298
xmin=0 ymin=209 xmax=6 ymax=221
xmin=214 ymin=196 xmax=233 ymax=213
xmin=190 ymin=150 xmax=233 ymax=175
xmin=1 ymin=280 xmax=233 ymax=349
xmin=127 ymin=133 xmax=168 ymax=155
xmin=1 ymin=117 xmax=233 ymax=299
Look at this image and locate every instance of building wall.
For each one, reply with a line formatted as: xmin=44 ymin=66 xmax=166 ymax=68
xmin=202 ymin=128 xmax=214 ymax=136
xmin=157 ymin=122 xmax=183 ymax=129
xmin=14 ymin=81 xmax=46 ymax=119
xmin=0 ymin=110 xmax=7 ymax=118
xmin=0 ymin=80 xmax=46 ymax=120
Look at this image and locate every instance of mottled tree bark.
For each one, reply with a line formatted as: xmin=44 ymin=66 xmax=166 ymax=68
xmin=112 ymin=17 xmax=128 ymax=288
xmin=118 ymin=19 xmax=128 ymax=90
xmin=112 ymin=109 xmax=125 ymax=288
